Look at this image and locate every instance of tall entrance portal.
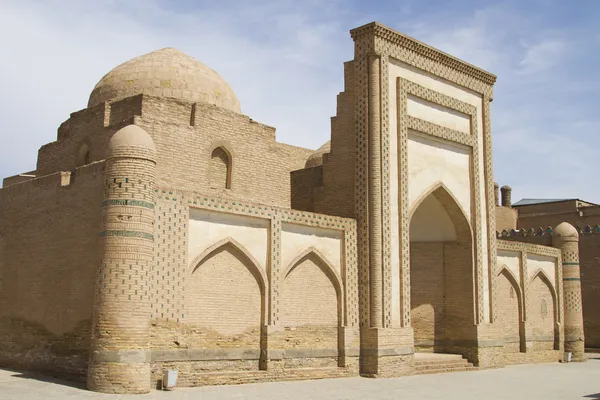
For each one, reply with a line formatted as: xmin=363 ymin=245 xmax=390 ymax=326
xmin=409 ymin=184 xmax=477 ymax=355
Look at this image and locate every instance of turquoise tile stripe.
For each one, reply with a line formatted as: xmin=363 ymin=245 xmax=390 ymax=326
xmin=563 ymin=277 xmax=580 ymax=281
xmin=99 ymin=230 xmax=154 ymax=240
xmin=103 ymin=199 xmax=155 ymax=209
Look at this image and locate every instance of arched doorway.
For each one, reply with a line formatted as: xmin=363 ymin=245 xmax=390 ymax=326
xmin=409 ymin=184 xmax=476 ymax=355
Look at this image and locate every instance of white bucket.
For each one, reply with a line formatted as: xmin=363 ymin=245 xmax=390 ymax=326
xmin=163 ymin=369 xmax=178 ymax=390
xmin=564 ymin=352 xmax=572 ymax=363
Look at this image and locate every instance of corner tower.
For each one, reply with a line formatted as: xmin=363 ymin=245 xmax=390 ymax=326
xmin=552 ymin=222 xmax=585 ymax=361
xmin=88 ymin=125 xmax=157 ymax=393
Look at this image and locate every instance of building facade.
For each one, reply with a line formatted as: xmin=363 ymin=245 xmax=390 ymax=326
xmin=496 ymin=194 xmax=600 ymax=349
xmin=0 ymin=22 xmax=585 ymax=394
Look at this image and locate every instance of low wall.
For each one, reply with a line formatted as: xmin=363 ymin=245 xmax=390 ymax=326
xmin=495 ymin=240 xmax=564 ymax=364
xmin=499 ymin=227 xmax=600 ymax=348
xmin=148 ymin=188 xmax=360 ymax=386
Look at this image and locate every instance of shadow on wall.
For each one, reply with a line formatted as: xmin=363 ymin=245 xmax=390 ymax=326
xmin=6 ymin=368 xmax=86 ymax=390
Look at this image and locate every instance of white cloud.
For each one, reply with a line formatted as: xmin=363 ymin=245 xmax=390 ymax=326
xmin=1 ymin=0 xmax=599 ymax=205
xmin=0 ymin=0 xmax=348 ymax=179
xmin=518 ymin=39 xmax=567 ymax=75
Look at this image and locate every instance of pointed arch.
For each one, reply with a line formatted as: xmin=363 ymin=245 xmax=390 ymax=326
xmin=283 ymin=246 xmax=344 ymax=325
xmin=209 ymin=144 xmax=233 ymax=190
xmin=497 ymin=264 xmax=526 ymax=352
xmin=529 ymin=268 xmax=558 ymax=318
xmin=497 ymin=265 xmax=524 ymax=321
xmin=408 ymin=181 xmax=472 ymax=241
xmin=189 ymin=237 xmax=267 ymax=297
xmin=529 ymin=268 xmax=560 ymax=349
xmin=409 ymin=180 xmax=476 ymax=353
xmin=283 ymin=246 xmax=343 ymax=298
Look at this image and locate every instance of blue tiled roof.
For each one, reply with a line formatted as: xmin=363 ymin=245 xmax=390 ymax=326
xmin=512 ymin=198 xmax=572 ymax=207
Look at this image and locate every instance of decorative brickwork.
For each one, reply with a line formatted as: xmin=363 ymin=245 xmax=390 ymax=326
xmin=1 ymin=20 xmax=582 ymax=392
xmin=88 ymin=126 xmax=157 ymax=394
xmin=552 ymin=223 xmax=585 ymax=361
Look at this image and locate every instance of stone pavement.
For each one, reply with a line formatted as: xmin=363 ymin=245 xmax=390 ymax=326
xmin=1 ymin=356 xmax=598 ymax=400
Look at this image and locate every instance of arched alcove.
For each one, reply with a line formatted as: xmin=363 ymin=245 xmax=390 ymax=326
xmin=210 ymin=147 xmax=232 ymax=189
xmin=185 ymin=240 xmax=264 ymax=366
xmin=279 ymin=249 xmax=341 ymax=364
xmin=497 ymin=267 xmax=525 ymax=353
xmin=76 ymin=143 xmax=90 ymax=167
xmin=408 ymin=183 xmax=475 ymax=354
xmin=527 ymin=271 xmax=558 ymax=351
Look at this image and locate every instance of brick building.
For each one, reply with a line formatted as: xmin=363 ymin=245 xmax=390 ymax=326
xmin=0 ymin=22 xmax=586 ymax=394
xmin=495 ymin=193 xmax=600 ymax=349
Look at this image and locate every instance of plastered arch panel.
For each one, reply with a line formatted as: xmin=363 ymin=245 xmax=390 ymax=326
xmin=407 ymin=132 xmax=472 ymax=219
xmin=497 ymin=250 xmax=521 ymax=284
xmin=281 ymin=222 xmax=342 ymax=277
xmin=409 ymin=194 xmax=457 ymax=242
xmin=188 ymin=208 xmax=268 ymax=272
xmin=389 ymin=58 xmax=490 ymax=324
xmin=527 ymin=254 xmax=557 ymax=290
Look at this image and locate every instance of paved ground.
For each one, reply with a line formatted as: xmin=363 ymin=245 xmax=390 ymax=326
xmin=1 ymin=356 xmax=598 ymax=400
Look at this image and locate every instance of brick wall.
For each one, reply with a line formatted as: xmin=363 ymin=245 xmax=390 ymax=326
xmin=185 ymin=244 xmax=262 ymax=352
xmin=310 ymin=61 xmax=357 ymax=218
xmin=527 ymin=276 xmax=556 ymax=351
xmin=145 ymin=189 xmax=359 ymax=385
xmin=278 ymin=256 xmax=339 ymax=356
xmin=290 ymin=166 xmax=323 ymax=212
xmin=410 ymin=242 xmax=444 ymax=350
xmin=0 ymin=162 xmax=105 ymax=378
xmin=496 ymin=240 xmax=562 ymax=363
xmin=580 ymin=235 xmax=600 ymax=347
xmin=32 ymin=95 xmax=314 ymax=210
xmin=503 ymin=228 xmax=599 ymax=348
xmin=496 ymin=271 xmax=521 ymax=353
xmin=495 ymin=206 xmax=517 ymax=231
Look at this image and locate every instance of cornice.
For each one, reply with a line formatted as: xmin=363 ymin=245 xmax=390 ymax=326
xmin=350 ymin=22 xmax=497 ymax=86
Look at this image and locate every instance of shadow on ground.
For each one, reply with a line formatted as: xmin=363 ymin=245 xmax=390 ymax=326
xmin=7 ymin=368 xmax=86 ymax=390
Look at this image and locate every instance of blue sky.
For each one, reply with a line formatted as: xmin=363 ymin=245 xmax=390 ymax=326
xmin=1 ymin=0 xmax=599 ymax=202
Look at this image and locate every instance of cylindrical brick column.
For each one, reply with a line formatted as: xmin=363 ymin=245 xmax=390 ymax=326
xmin=88 ymin=125 xmax=157 ymax=393
xmin=368 ymin=54 xmax=383 ymax=328
xmin=494 ymin=182 xmax=499 ymax=206
xmin=552 ymin=222 xmax=585 ymax=362
xmin=500 ymin=185 xmax=512 ymax=207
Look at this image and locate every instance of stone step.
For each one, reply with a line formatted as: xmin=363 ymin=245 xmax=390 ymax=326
xmin=414 ymin=366 xmax=477 ymax=375
xmin=412 ymin=353 xmax=477 ymax=376
xmin=414 ymin=362 xmax=474 ymax=371
xmin=414 ymin=358 xmax=470 ymax=366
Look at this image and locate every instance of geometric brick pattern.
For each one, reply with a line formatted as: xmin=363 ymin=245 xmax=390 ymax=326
xmin=395 ymin=77 xmax=485 ymax=324
xmin=88 ymin=133 xmax=157 ymax=394
xmin=152 ymin=190 xmax=187 ymax=322
xmin=350 ymin=22 xmax=497 ymax=335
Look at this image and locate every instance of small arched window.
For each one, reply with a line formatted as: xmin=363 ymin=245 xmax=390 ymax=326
xmin=76 ymin=143 xmax=91 ymax=167
xmin=210 ymin=147 xmax=232 ymax=189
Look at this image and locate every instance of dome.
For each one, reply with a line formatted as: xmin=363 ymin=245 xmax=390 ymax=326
xmin=554 ymin=222 xmax=578 ymax=238
xmin=108 ymin=125 xmax=156 ymax=153
xmin=305 ymin=141 xmax=331 ymax=168
xmin=88 ymin=48 xmax=241 ymax=113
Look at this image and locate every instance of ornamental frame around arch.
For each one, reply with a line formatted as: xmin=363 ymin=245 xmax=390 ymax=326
xmin=282 ymin=246 xmax=344 ymax=326
xmin=208 ymin=140 xmax=235 ymax=190
xmin=408 ymin=181 xmax=473 ymax=241
xmin=188 ymin=236 xmax=268 ymax=320
xmin=529 ymin=268 xmax=560 ymax=349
